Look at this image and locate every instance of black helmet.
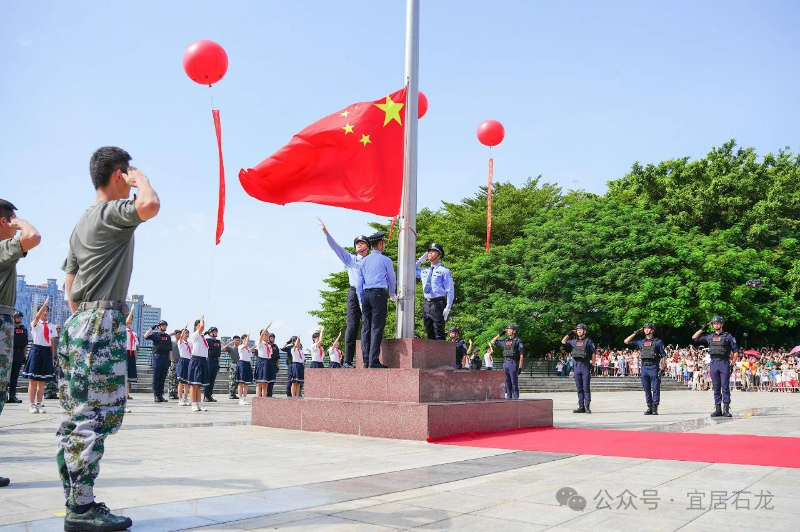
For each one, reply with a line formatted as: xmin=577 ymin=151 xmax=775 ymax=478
xmin=205 ymin=327 xmax=218 ymax=335
xmin=354 ymin=235 xmax=370 ymax=247
xmin=158 ymin=320 xmax=168 ymax=327
xmin=506 ymin=324 xmax=518 ymax=330
xmin=711 ymin=316 xmax=724 ymax=323
xmin=13 ymin=310 xmax=22 ymax=318
xmin=576 ymin=323 xmax=588 ymax=330
xmin=427 ymin=242 xmax=444 ymax=258
xmin=268 ymin=332 xmax=275 ymax=339
xmin=643 ymin=322 xmax=655 ymax=329
xmin=448 ymin=326 xmax=460 ymax=333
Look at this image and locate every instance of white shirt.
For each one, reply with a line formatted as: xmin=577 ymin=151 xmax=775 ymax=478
xmin=178 ymin=340 xmax=192 ymax=359
xmin=30 ymin=320 xmax=54 ymax=347
xmin=238 ymin=345 xmax=252 ymax=363
xmin=311 ymin=345 xmax=324 ymax=363
xmin=257 ymin=341 xmax=272 ymax=359
xmin=126 ymin=327 xmax=138 ymax=352
xmin=328 ymin=347 xmax=342 ymax=364
xmin=291 ymin=347 xmax=305 ymax=364
xmin=484 ymin=352 xmax=494 ymax=369
xmin=189 ymin=330 xmax=208 ymax=358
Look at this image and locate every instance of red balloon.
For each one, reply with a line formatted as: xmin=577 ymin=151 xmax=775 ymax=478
xmin=477 ymin=120 xmax=505 ymax=147
xmin=183 ymin=40 xmax=228 ymax=86
xmin=418 ymin=91 xmax=428 ymax=119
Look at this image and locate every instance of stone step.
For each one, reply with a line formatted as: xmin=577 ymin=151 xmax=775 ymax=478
xmin=251 ymin=396 xmax=553 ymax=440
xmin=355 ymin=339 xmax=455 ymax=369
xmin=304 ymin=368 xmax=505 ymax=402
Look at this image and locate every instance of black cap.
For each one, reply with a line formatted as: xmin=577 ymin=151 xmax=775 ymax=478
xmin=13 ymin=310 xmax=22 ymax=318
xmin=576 ymin=323 xmax=587 ymax=330
xmin=711 ymin=316 xmax=724 ymax=323
xmin=206 ymin=327 xmax=218 ymax=333
xmin=643 ymin=322 xmax=655 ymax=328
xmin=354 ymin=235 xmax=370 ymax=247
xmin=448 ymin=326 xmax=460 ymax=333
xmin=158 ymin=320 xmax=168 ymax=326
xmin=427 ymin=242 xmax=444 ymax=258
xmin=506 ymin=324 xmax=518 ymax=330
xmin=368 ymin=231 xmax=386 ymax=244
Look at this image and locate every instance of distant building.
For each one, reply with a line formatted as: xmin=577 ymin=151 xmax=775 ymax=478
xmin=15 ymin=276 xmax=71 ymax=326
xmin=125 ymin=294 xmax=162 ymax=361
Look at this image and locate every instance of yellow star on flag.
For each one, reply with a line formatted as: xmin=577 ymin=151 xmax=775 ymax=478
xmin=374 ymin=96 xmax=404 ymax=126
xmin=342 ymin=123 xmax=354 ymax=134
xmin=340 ymin=110 xmax=350 ymax=117
xmin=359 ymin=134 xmax=371 ymax=147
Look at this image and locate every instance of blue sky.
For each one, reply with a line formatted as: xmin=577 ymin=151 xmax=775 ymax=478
xmin=2 ymin=0 xmax=798 ymax=342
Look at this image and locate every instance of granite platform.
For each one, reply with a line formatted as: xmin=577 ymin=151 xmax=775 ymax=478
xmin=251 ymin=338 xmax=553 ymax=440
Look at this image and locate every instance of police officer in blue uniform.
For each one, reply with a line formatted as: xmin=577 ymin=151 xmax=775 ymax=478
xmin=204 ymin=327 xmax=222 ymax=402
xmin=356 ymin=231 xmax=396 ymax=369
xmin=693 ymin=316 xmax=738 ymax=418
xmin=144 ymin=319 xmax=172 ymax=402
xmin=624 ymin=322 xmax=667 ymax=415
xmin=448 ymin=326 xmax=467 ymax=369
xmin=562 ymin=323 xmax=596 ymax=413
xmin=416 ymin=243 xmax=454 ymax=340
xmin=319 ymin=218 xmax=370 ymax=368
xmin=8 ymin=311 xmax=28 ymax=403
xmin=490 ymin=325 xmax=524 ymax=400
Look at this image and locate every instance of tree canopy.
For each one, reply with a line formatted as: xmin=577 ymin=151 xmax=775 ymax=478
xmin=311 ymin=141 xmax=800 ymax=354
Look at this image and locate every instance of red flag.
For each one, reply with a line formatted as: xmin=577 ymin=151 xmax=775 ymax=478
xmin=212 ymin=109 xmax=225 ymax=245
xmin=239 ymin=88 xmax=406 ymax=216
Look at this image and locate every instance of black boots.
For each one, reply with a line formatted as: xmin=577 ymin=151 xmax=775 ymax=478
xmin=711 ymin=404 xmax=723 ymax=417
xmin=584 ymin=402 xmax=591 ymax=414
xmin=652 ymin=404 xmax=659 ymax=415
xmin=572 ymin=402 xmax=586 ymax=413
xmin=644 ymin=405 xmax=653 ymax=415
xmin=722 ymin=403 xmax=732 ymax=417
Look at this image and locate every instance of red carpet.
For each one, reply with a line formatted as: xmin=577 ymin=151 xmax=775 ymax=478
xmin=429 ymin=427 xmax=800 ymax=468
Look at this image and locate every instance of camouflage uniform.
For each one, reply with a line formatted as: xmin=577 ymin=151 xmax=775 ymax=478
xmin=56 ymin=308 xmax=126 ymax=508
xmin=228 ymin=360 xmax=237 ymax=398
xmin=44 ymin=339 xmax=59 ymax=399
xmin=0 ymin=313 xmax=13 ymax=415
xmin=167 ymin=360 xmax=178 ymax=399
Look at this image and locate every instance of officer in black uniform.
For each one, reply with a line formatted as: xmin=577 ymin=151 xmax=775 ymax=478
xmin=204 ymin=327 xmax=222 ymax=402
xmin=8 ymin=311 xmax=28 ymax=403
xmin=267 ymin=333 xmax=280 ymax=397
xmin=692 ymin=316 xmax=739 ymax=418
xmin=144 ymin=319 xmax=172 ymax=402
xmin=562 ymin=324 xmax=596 ymax=413
xmin=490 ymin=324 xmax=524 ymax=400
xmin=448 ymin=326 xmax=467 ymax=369
xmin=624 ymin=322 xmax=667 ymax=415
xmin=282 ymin=337 xmax=295 ymax=397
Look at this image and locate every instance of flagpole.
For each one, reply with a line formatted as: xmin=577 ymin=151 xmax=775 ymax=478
xmin=396 ymin=0 xmax=420 ymax=339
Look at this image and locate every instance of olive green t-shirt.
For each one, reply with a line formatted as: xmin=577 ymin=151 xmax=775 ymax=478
xmin=62 ymin=199 xmax=143 ymax=303
xmin=0 ymin=237 xmax=25 ymax=306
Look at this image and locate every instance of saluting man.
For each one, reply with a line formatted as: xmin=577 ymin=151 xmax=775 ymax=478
xmin=562 ymin=323 xmax=596 ymax=414
xmin=319 ymin=218 xmax=370 ymax=368
xmin=204 ymin=327 xmax=221 ymax=402
xmin=624 ymin=322 xmax=667 ymax=415
xmin=692 ymin=316 xmax=738 ymax=418
xmin=416 ymin=243 xmax=454 ymax=340
xmin=145 ymin=320 xmax=171 ymax=402
xmin=356 ymin=231 xmax=396 ymax=369
xmin=490 ymin=324 xmax=524 ymax=400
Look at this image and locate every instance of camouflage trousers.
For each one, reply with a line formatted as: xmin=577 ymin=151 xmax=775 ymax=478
xmin=167 ymin=361 xmax=178 ymax=399
xmin=56 ymin=309 xmax=126 ymax=508
xmin=44 ymin=371 xmax=59 ymax=399
xmin=228 ymin=363 xmax=238 ymax=398
xmin=0 ymin=314 xmax=13 ymax=416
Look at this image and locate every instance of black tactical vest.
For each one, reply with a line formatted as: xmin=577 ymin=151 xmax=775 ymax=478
xmin=13 ymin=326 xmax=27 ymax=351
xmin=156 ymin=333 xmax=172 ymax=353
xmin=572 ymin=340 xmax=588 ymax=360
xmin=640 ymin=339 xmax=657 ymax=360
xmin=207 ymin=338 xmax=221 ymax=359
xmin=709 ymin=335 xmax=727 ymax=358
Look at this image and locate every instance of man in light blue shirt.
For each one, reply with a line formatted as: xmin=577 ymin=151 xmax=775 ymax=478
xmin=318 ymin=217 xmax=369 ymax=368
xmin=357 ymin=232 xmax=396 ymax=368
xmin=416 ymin=243 xmax=454 ymax=340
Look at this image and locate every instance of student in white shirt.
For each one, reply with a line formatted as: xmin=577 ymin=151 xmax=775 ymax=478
xmin=328 ymin=332 xmax=343 ymax=368
xmin=124 ymin=305 xmax=138 ymax=413
xmin=310 ymin=327 xmax=325 ymax=369
xmin=290 ymin=336 xmax=305 ymax=397
xmin=237 ymin=333 xmax=253 ymax=405
xmin=176 ymin=328 xmax=192 ymax=406
xmin=187 ymin=315 xmax=209 ymax=412
xmin=484 ymin=347 xmax=494 ymax=371
xmin=22 ymin=298 xmax=55 ymax=414
xmin=254 ymin=322 xmax=274 ymax=398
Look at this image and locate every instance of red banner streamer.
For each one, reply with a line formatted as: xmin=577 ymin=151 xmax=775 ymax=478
xmin=212 ymin=109 xmax=225 ymax=245
xmin=388 ymin=215 xmax=399 ymax=242
xmin=486 ymin=157 xmax=493 ymax=252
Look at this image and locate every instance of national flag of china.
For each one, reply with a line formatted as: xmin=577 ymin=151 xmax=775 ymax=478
xmin=239 ymin=88 xmax=407 ymax=216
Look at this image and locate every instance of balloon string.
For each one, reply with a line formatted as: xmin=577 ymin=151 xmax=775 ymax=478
xmin=209 ymin=86 xmax=215 ymax=109
xmin=205 ymin=244 xmax=217 ymax=319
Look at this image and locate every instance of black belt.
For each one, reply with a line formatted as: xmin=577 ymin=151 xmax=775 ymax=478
xmin=711 ymin=357 xmax=730 ymax=361
xmin=425 ymin=296 xmax=446 ymax=302
xmin=349 ymin=286 xmax=357 ymax=291
xmin=78 ymin=300 xmax=126 ymax=311
xmin=154 ymin=351 xmax=171 ymax=356
xmin=364 ymin=287 xmax=387 ymax=292
xmin=642 ymin=361 xmax=659 ymax=366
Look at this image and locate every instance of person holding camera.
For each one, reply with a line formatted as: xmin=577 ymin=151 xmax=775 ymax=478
xmin=562 ymin=324 xmax=596 ymax=413
xmin=490 ymin=324 xmax=524 ymax=400
xmin=624 ymin=322 xmax=667 ymax=415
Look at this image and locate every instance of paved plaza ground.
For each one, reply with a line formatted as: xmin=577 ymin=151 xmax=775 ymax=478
xmin=1 ymin=389 xmax=799 ymax=531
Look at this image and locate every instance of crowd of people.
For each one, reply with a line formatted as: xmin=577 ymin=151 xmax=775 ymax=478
xmin=550 ymin=345 xmax=800 ymax=393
